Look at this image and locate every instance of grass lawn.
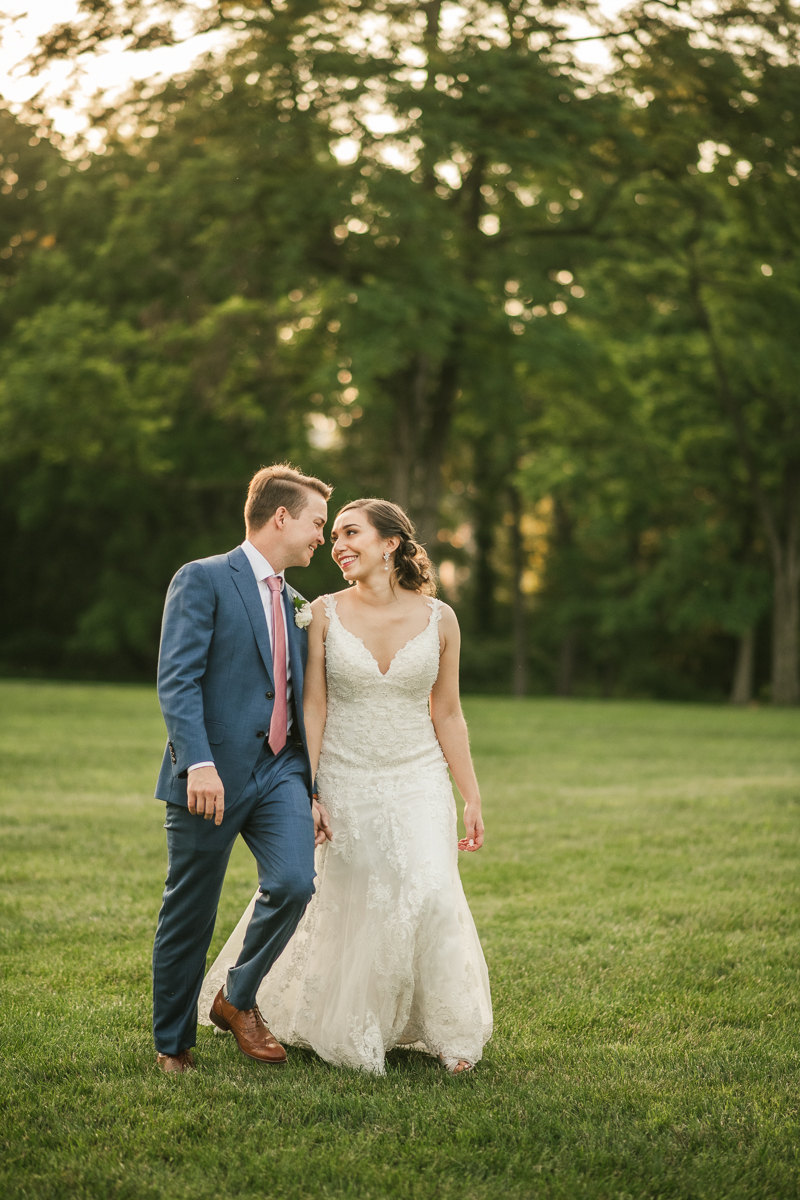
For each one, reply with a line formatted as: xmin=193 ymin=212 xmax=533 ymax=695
xmin=0 ymin=681 xmax=798 ymax=1200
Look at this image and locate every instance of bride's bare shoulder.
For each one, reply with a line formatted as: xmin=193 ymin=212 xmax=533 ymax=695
xmin=309 ymin=594 xmax=338 ymax=642
xmin=310 ymin=590 xmax=347 ymax=606
xmin=433 ymin=600 xmax=460 ymax=638
xmin=434 ymin=599 xmax=457 ymax=616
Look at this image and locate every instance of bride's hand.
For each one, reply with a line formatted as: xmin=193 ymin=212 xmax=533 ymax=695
xmin=312 ymin=797 xmax=334 ymax=847
xmin=458 ymin=802 xmax=484 ymax=852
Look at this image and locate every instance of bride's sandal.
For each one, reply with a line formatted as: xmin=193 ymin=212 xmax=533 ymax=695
xmin=439 ymin=1054 xmax=475 ymax=1076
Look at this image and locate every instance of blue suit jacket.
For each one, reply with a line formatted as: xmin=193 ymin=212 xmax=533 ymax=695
xmin=154 ymin=546 xmax=311 ymax=807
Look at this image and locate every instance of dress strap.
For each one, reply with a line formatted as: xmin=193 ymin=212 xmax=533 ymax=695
xmin=427 ymin=597 xmax=444 ymax=624
xmin=322 ymin=594 xmax=338 ymax=622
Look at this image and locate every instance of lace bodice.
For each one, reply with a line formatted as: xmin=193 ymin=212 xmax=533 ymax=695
xmin=323 ymin=593 xmax=443 ymax=695
xmin=319 ymin=594 xmax=446 ymax=786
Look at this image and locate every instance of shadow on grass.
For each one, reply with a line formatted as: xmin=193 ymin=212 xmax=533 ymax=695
xmin=197 ymin=1034 xmax=452 ymax=1081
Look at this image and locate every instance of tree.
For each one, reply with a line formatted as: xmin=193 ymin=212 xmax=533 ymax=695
xmin=600 ymin=2 xmax=800 ymax=700
xmin=27 ymin=0 xmax=632 ymax=552
xmin=0 ymin=0 xmax=795 ymax=699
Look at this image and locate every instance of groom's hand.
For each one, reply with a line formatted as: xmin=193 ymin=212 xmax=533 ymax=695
xmin=312 ymin=798 xmax=333 ymax=847
xmin=187 ymin=765 xmax=225 ymax=825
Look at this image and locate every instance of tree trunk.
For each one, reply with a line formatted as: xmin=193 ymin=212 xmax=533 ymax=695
xmin=730 ymin=627 xmax=754 ymax=705
xmin=508 ymin=484 xmax=527 ymax=697
xmin=552 ymin=495 xmax=577 ymax=696
xmin=389 ymin=358 xmax=427 ymax=514
xmin=472 ymin=451 xmax=496 ymax=635
xmin=772 ymin=551 xmax=800 ymax=704
xmin=389 ymin=401 xmax=412 ymax=513
xmin=690 ymin=270 xmax=800 ymax=705
xmin=556 ymin=630 xmax=576 ymax=696
xmin=416 ymin=351 xmax=459 ymax=551
xmin=386 ymin=346 xmax=458 ymax=551
xmin=422 ymin=0 xmax=443 ymax=45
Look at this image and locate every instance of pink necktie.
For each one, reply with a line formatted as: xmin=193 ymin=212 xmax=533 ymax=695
xmin=266 ymin=576 xmax=287 ymax=755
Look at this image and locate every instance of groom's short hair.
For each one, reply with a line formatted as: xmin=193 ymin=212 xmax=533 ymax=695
xmin=245 ymin=463 xmax=332 ymax=531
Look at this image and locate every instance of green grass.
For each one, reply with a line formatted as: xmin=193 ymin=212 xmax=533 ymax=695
xmin=1 ymin=682 xmax=799 ymax=1200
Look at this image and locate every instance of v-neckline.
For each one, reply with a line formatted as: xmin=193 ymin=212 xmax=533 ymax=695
xmin=330 ymin=597 xmax=436 ymax=677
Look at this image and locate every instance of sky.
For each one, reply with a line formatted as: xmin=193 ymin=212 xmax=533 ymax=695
xmin=0 ymin=0 xmax=226 ymax=146
xmin=0 ymin=1 xmax=628 ymax=149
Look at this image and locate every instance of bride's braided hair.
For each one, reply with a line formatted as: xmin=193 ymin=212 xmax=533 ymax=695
xmin=337 ymin=498 xmax=437 ymax=596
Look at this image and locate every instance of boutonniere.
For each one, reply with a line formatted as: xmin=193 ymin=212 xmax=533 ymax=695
xmin=292 ymin=594 xmax=313 ymax=629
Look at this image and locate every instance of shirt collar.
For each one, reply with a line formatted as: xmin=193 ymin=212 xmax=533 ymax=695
xmin=241 ymin=539 xmax=285 ymax=584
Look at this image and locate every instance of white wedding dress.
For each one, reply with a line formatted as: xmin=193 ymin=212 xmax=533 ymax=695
xmin=198 ymin=595 xmax=493 ymax=1074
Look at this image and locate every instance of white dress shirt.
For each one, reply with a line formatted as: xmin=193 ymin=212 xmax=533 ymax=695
xmin=188 ymin=540 xmax=293 ymax=773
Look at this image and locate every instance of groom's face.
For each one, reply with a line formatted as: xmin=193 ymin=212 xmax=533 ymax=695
xmin=284 ymin=490 xmax=328 ymax=568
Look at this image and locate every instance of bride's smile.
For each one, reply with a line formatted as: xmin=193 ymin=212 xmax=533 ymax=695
xmin=331 ymin=506 xmax=406 ymax=590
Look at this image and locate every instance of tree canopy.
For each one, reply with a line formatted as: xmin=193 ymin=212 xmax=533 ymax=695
xmin=1 ymin=0 xmax=798 ymax=701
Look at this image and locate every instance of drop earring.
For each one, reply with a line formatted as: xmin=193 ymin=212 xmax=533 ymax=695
xmin=383 ymin=552 xmax=390 ymax=571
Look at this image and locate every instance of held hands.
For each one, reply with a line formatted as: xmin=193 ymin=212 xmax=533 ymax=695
xmin=458 ymin=800 xmax=484 ymax=852
xmin=187 ymin=765 xmax=225 ymax=825
xmin=312 ymin=797 xmax=334 ymax=848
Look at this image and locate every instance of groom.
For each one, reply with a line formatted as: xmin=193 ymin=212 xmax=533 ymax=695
xmin=152 ymin=463 xmax=332 ymax=1073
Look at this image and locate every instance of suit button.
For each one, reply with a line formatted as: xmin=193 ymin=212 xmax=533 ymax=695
xmin=256 ymin=730 xmax=265 ymax=739
xmin=265 ymin=691 xmax=274 ymax=700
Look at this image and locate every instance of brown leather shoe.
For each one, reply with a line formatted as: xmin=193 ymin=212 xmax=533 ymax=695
xmin=210 ymin=987 xmax=287 ymax=1065
xmin=156 ymin=1049 xmax=196 ymax=1074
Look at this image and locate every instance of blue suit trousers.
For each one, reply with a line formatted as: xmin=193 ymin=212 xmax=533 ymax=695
xmin=152 ymin=744 xmax=316 ymax=1056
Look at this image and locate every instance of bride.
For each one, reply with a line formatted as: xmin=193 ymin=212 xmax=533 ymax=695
xmin=199 ymin=498 xmax=492 ymax=1075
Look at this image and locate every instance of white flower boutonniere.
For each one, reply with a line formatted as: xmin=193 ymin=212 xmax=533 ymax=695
xmin=293 ymin=595 xmax=313 ymax=629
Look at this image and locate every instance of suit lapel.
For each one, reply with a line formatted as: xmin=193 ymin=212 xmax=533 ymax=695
xmin=228 ymin=547 xmax=274 ymax=684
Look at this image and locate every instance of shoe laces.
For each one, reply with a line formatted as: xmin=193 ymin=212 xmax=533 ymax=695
xmin=241 ymin=1005 xmax=266 ymax=1032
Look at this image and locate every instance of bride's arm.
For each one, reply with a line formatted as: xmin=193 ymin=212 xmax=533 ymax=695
xmin=429 ymin=605 xmax=484 ymax=851
xmin=304 ymin=597 xmax=332 ymax=845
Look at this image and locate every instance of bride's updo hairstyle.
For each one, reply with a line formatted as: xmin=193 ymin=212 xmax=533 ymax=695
xmin=338 ymin=499 xmax=437 ymax=596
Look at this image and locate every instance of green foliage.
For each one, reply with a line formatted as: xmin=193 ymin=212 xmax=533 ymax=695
xmin=0 ymin=1 xmax=798 ymax=697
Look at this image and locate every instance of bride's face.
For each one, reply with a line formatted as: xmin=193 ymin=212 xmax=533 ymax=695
xmin=331 ymin=510 xmax=394 ymax=583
